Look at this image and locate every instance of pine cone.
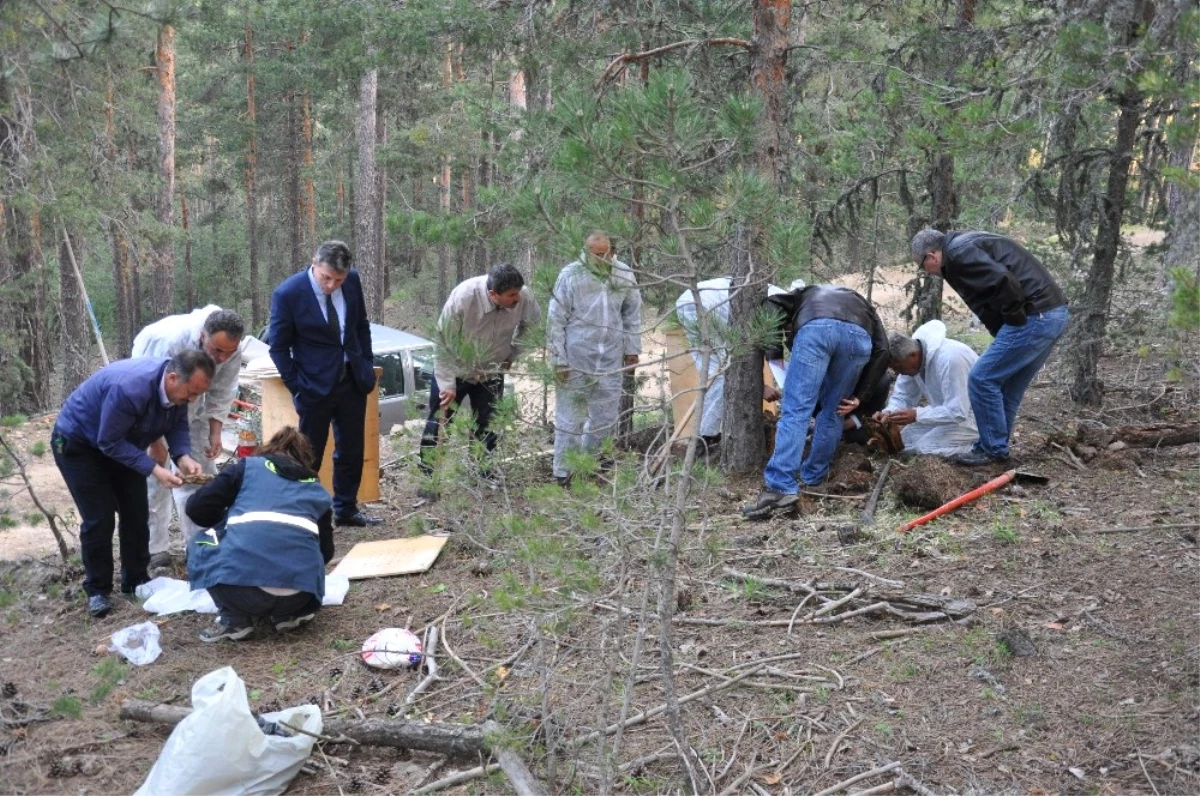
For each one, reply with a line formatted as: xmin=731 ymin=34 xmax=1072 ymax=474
xmin=329 ymin=666 xmax=343 ymax=679
xmin=47 ymin=760 xmax=68 ymax=778
xmin=367 ymin=676 xmax=384 ymax=693
xmin=372 ymin=767 xmax=392 ymax=785
xmin=386 ymin=704 xmax=400 ymax=717
xmin=350 ymin=685 xmax=364 ymax=699
xmin=1 ymin=682 xmax=16 ymax=698
xmin=346 ymin=777 xmax=363 ymax=793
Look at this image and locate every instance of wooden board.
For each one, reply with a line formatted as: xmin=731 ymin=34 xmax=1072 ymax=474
xmin=331 ymin=535 xmax=450 ymax=580
xmin=665 ymin=328 xmax=779 ymax=439
xmin=259 ymin=368 xmax=381 ymax=502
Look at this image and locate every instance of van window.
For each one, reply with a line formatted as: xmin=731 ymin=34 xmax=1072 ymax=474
xmin=411 ymin=347 xmax=435 ymax=398
xmin=376 ymin=351 xmax=406 ymax=398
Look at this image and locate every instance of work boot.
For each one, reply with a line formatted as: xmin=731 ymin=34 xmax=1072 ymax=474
xmin=87 ymin=594 xmax=113 ymax=618
xmin=952 ymin=448 xmax=1010 ymax=467
xmin=741 ymin=490 xmax=798 ymax=519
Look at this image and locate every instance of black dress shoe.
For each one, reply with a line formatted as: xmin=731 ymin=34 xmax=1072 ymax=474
xmin=88 ymin=594 xmax=113 ymax=618
xmin=335 ymin=511 xmax=383 ymax=527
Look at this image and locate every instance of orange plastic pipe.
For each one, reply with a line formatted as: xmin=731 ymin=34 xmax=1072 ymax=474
xmin=897 ymin=469 xmax=1016 ymax=534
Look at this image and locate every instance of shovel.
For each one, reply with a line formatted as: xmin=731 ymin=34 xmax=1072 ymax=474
xmin=898 ymin=467 xmax=1049 ymax=534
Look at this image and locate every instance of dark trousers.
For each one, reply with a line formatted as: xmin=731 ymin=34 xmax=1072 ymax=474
xmin=51 ymin=430 xmax=150 ymax=597
xmin=297 ymin=367 xmax=367 ymax=517
xmin=207 ymin=584 xmax=321 ymax=629
xmin=419 ymin=375 xmax=503 ymax=473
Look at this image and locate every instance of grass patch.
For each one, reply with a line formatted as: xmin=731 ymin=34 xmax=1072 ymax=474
xmin=90 ymin=658 xmax=129 ymax=703
xmin=50 ymin=695 xmax=83 ymax=719
xmin=0 ymin=414 xmax=27 ymax=428
xmin=30 ymin=440 xmax=47 ymax=457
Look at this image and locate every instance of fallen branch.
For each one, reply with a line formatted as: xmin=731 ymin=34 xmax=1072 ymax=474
xmin=0 ymin=433 xmax=72 ymax=562
xmin=822 ymin=717 xmax=863 ymax=769
xmin=119 ymin=699 xmax=486 ymax=758
xmin=405 ymin=626 xmax=441 ymax=713
xmin=1087 ymin=522 xmax=1199 ymax=535
xmin=412 ymin=763 xmax=502 ymax=795
xmin=812 ymin=760 xmax=902 ymax=796
xmin=858 ymin=459 xmax=893 ymax=526
xmin=482 ymin=720 xmax=549 ymax=796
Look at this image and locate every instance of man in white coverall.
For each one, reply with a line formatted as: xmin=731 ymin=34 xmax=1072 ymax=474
xmin=547 ymin=232 xmax=642 ymax=486
xmin=132 ymin=306 xmax=246 ymax=567
xmin=874 ymin=319 xmax=979 ymax=458
xmin=675 ymin=277 xmax=792 ymax=445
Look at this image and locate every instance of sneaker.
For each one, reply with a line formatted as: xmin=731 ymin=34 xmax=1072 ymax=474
xmin=199 ymin=621 xmax=253 ymax=643
xmin=741 ymin=490 xmax=799 ymax=519
xmin=273 ymin=614 xmax=316 ymax=632
xmin=87 ymin=594 xmax=113 ymax=618
xmin=148 ymin=551 xmax=172 ymax=570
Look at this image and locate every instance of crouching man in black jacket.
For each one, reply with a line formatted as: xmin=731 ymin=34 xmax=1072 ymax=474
xmin=744 ymin=285 xmax=890 ymax=518
xmin=910 ymin=229 xmax=1068 ymax=466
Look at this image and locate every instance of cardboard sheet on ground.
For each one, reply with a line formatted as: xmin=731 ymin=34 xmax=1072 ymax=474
xmin=331 ymin=535 xmax=449 ymax=580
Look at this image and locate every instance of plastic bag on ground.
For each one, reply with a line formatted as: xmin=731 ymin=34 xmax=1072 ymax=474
xmin=134 ymin=666 xmax=321 ymax=796
xmin=139 ymin=576 xmax=218 ymax=615
xmin=322 ymin=573 xmax=350 ymax=606
xmin=110 ymin=621 xmax=162 ymax=666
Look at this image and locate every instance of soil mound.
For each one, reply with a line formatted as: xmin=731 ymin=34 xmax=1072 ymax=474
xmin=893 ymin=456 xmax=973 ymax=510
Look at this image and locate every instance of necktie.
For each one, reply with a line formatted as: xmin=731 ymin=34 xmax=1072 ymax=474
xmin=325 ymin=293 xmax=340 ymax=343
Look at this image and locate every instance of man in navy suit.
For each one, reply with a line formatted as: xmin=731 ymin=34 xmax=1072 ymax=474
xmin=269 ymin=240 xmax=381 ymax=526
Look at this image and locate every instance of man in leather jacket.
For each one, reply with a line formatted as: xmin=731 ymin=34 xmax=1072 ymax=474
xmin=743 ymin=285 xmax=889 ymax=518
xmin=910 ymin=229 xmax=1069 ymax=465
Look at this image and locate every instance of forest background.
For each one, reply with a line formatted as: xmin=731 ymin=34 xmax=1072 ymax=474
xmin=0 ymin=0 xmax=1196 ymax=470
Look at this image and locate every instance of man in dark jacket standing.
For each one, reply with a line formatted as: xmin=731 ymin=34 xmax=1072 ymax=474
xmin=744 ymin=285 xmax=890 ymax=518
xmin=269 ymin=240 xmax=380 ymax=526
xmin=910 ymin=229 xmax=1069 ymax=465
xmin=52 ymin=350 xmax=215 ymax=617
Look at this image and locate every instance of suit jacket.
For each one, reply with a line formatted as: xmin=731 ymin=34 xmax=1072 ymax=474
xmin=268 ymin=268 xmax=375 ymax=403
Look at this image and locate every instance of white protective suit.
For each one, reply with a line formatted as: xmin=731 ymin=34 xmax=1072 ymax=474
xmin=675 ymin=278 xmax=734 ymax=438
xmin=884 ymin=320 xmax=979 ymax=457
xmin=131 ymin=305 xmax=246 ymax=554
xmin=547 ymin=253 xmax=642 ymax=478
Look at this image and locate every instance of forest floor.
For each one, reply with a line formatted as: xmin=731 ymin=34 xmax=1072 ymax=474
xmin=2 ymin=254 xmax=1198 ymax=796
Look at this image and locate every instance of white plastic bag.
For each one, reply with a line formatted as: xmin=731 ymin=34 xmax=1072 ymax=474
xmin=139 ymin=576 xmax=218 ymax=615
xmin=110 ymin=621 xmax=162 ymax=666
xmin=322 ymin=573 xmax=350 ymax=606
xmin=134 ymin=666 xmax=322 ymax=796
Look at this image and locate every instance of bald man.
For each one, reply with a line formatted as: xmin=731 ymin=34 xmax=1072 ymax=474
xmin=546 ymin=232 xmax=642 ymax=486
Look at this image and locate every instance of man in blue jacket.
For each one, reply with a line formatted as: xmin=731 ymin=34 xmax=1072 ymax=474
xmin=911 ymin=229 xmax=1068 ymax=465
xmin=269 ymin=240 xmax=380 ymax=526
xmin=52 ymin=350 xmax=215 ymax=617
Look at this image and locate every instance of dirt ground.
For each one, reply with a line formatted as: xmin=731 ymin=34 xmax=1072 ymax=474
xmin=2 ymin=245 xmax=1197 ymax=796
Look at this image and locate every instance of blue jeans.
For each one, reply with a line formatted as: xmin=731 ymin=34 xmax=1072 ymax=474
xmin=968 ymin=304 xmax=1069 ymax=458
xmin=765 ymin=319 xmax=872 ymax=493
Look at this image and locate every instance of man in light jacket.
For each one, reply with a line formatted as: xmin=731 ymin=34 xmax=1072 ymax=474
xmin=420 ymin=262 xmax=541 ymax=480
xmin=875 ymin=320 xmax=979 ymax=458
xmin=132 ymin=306 xmax=246 ymax=567
xmin=547 ymin=232 xmax=642 ymax=486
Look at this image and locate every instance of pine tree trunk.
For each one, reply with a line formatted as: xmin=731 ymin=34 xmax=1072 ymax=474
xmin=58 ymin=233 xmax=89 ymax=398
xmin=302 ymin=89 xmax=317 ymax=253
xmin=152 ymin=24 xmax=177 ymax=318
xmin=285 ymin=46 xmax=303 ymax=273
xmin=356 ymin=67 xmax=381 ymax=317
xmin=723 ymin=0 xmax=789 ymax=474
xmin=181 ymin=191 xmax=194 ymax=309
xmin=13 ymin=208 xmax=52 ymax=410
xmin=244 ymin=22 xmax=262 ymax=325
xmin=1067 ymin=87 xmax=1143 ymax=405
xmin=103 ymin=80 xmax=135 ymax=357
xmin=376 ymin=111 xmax=388 ymax=304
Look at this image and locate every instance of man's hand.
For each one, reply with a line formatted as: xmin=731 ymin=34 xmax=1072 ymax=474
xmin=879 ymin=408 xmax=917 ymax=426
xmin=762 ymin=384 xmax=781 ymax=402
xmin=176 ymin=455 xmax=202 ymax=477
xmin=438 ymin=388 xmax=457 ymax=410
xmin=623 ymin=354 xmax=639 ymax=369
xmin=205 ymin=426 xmax=223 ymax=459
xmin=836 ymin=396 xmax=861 ymax=417
xmin=554 ymin=366 xmax=570 ymax=386
xmin=152 ymin=464 xmax=183 ymax=488
xmin=148 ymin=438 xmax=169 ymax=467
